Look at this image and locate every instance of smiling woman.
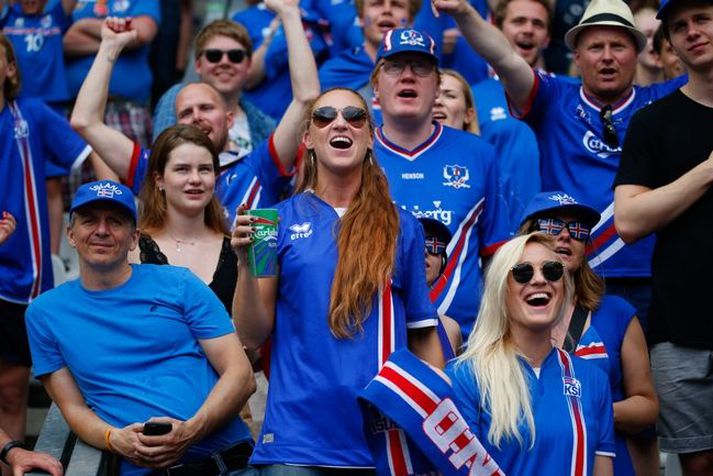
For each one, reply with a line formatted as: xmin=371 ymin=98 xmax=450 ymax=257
xmin=231 ymin=87 xmax=444 ymax=474
xmin=447 ymin=233 xmax=617 ymax=476
xmin=131 ymin=125 xmax=237 ymax=312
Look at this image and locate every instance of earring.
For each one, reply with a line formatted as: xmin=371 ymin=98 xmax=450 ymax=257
xmin=309 ymin=149 xmax=316 ymax=166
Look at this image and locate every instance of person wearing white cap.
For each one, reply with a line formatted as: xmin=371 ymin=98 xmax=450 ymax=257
xmin=614 ymin=0 xmax=713 ymax=473
xmin=433 ymin=0 xmax=686 ymax=335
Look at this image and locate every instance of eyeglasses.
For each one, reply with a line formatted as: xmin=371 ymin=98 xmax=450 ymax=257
xmin=202 ymin=48 xmax=248 ymax=64
xmin=425 ymin=236 xmax=447 ymax=255
xmin=311 ymin=106 xmax=368 ymax=129
xmin=511 ymin=261 xmax=564 ymax=284
xmin=600 ymin=105 xmax=619 ymax=149
xmin=381 ymin=59 xmax=436 ymax=77
xmin=536 ymin=218 xmax=591 ymax=241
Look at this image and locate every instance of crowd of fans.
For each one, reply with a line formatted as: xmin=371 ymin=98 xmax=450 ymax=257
xmin=0 ymin=0 xmax=711 ymax=474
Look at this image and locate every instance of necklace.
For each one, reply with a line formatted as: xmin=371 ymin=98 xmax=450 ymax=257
xmin=169 ymin=233 xmax=197 ymax=252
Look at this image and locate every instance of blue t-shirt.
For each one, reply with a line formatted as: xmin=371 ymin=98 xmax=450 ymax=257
xmin=26 ymin=265 xmax=252 ymax=476
xmin=515 ymin=72 xmax=687 ymax=278
xmin=127 ymin=135 xmax=293 ymax=224
xmin=447 ymin=348 xmax=616 ymax=475
xmin=473 ymin=77 xmax=541 ymax=230
xmin=574 ymin=295 xmax=636 ymax=476
xmin=233 ymin=4 xmax=329 ymax=120
xmin=1 ymin=2 xmax=71 ymax=103
xmin=0 ymin=99 xmax=90 ymax=304
xmin=251 ymin=192 xmax=438 ymax=466
xmin=375 ymin=122 xmax=511 ymax=337
xmin=66 ymin=0 xmax=160 ymax=102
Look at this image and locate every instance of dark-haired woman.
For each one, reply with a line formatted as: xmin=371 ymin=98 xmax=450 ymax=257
xmin=129 ymin=125 xmax=236 ymax=311
xmin=232 ymin=87 xmax=443 ymax=474
xmin=518 ymin=191 xmax=657 ymax=476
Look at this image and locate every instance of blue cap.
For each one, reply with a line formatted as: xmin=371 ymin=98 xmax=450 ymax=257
xmin=70 ymin=180 xmax=137 ymax=222
xmin=657 ymin=0 xmax=675 ymax=18
xmin=376 ymin=28 xmax=438 ymax=63
xmin=519 ymin=192 xmax=601 ymax=229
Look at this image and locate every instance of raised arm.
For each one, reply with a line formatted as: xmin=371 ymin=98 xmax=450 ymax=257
xmin=435 ymin=0 xmax=535 ymax=110
xmin=614 ymin=150 xmax=713 ymax=243
xmin=268 ymin=0 xmax=320 ymax=168
xmin=231 ymin=209 xmax=278 ymax=350
xmin=70 ymin=18 xmax=137 ymax=180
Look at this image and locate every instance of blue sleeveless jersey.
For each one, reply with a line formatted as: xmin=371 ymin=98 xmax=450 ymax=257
xmin=515 ymin=71 xmax=687 ymax=277
xmin=375 ymin=122 xmax=511 ymax=337
xmin=1 ymin=2 xmax=71 ymax=103
xmin=251 ymin=192 xmax=438 ymax=466
xmin=0 ymin=99 xmax=90 ymax=303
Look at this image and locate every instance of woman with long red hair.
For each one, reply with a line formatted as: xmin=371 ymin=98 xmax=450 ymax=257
xmin=231 ymin=87 xmax=443 ymax=474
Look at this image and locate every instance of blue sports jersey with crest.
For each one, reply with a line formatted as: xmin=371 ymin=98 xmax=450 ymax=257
xmin=473 ymin=77 xmax=541 ymax=230
xmin=251 ymin=192 xmax=438 ymax=467
xmin=26 ymin=265 xmax=253 ymax=476
xmin=0 ymin=99 xmax=90 ymax=304
xmin=66 ymin=0 xmax=160 ymax=103
xmin=574 ymin=296 xmax=636 ymax=476
xmin=448 ymin=348 xmax=616 ymax=476
xmin=375 ymin=122 xmax=511 ymax=337
xmin=128 ymin=135 xmax=293 ymax=224
xmin=1 ymin=2 xmax=71 ymax=103
xmin=515 ymin=72 xmax=687 ymax=277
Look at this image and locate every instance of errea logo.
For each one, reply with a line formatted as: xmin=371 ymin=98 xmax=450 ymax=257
xmin=289 ymin=222 xmax=313 ymax=240
xmin=90 ymin=182 xmax=123 ymax=198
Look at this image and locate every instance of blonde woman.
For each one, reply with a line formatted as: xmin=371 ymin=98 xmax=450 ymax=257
xmin=447 ymin=233 xmax=615 ymax=476
xmin=231 ymin=87 xmax=443 ymax=474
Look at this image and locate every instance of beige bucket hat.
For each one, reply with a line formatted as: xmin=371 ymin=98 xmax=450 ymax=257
xmin=564 ymin=0 xmax=647 ymax=52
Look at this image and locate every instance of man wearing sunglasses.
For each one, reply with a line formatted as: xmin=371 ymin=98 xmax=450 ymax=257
xmin=151 ymin=20 xmax=277 ymax=154
xmin=614 ymin=0 xmax=713 ymax=472
xmin=72 ymin=0 xmax=319 ymax=224
xmin=435 ymin=0 xmax=688 ymax=331
xmin=372 ymin=28 xmax=511 ymax=339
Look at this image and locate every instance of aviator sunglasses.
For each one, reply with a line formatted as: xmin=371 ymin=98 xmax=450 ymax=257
xmin=311 ymin=106 xmax=368 ymax=129
xmin=511 ymin=261 xmax=564 ymax=284
xmin=535 ymin=218 xmax=591 ymax=241
xmin=202 ymin=48 xmax=248 ymax=64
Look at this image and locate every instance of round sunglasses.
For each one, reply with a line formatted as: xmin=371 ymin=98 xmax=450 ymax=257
xmin=202 ymin=48 xmax=247 ymax=64
xmin=511 ymin=261 xmax=564 ymax=284
xmin=311 ymin=106 xmax=367 ymax=129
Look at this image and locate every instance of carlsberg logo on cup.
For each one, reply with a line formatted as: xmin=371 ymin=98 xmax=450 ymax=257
xmin=248 ymin=209 xmax=279 ymax=277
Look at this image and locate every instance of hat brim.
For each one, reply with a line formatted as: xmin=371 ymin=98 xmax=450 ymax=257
xmin=565 ymin=22 xmax=647 ymax=52
xmin=522 ymin=204 xmax=601 ymax=230
xmin=70 ymin=198 xmax=137 ymax=223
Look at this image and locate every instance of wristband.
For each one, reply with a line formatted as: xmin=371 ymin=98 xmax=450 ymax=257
xmin=0 ymin=440 xmax=24 ymax=464
xmin=104 ymin=428 xmax=115 ymax=453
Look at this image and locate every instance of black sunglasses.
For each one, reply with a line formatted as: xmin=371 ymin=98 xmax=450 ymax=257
xmin=535 ymin=218 xmax=591 ymax=241
xmin=311 ymin=106 xmax=368 ymax=129
xmin=511 ymin=261 xmax=564 ymax=284
xmin=202 ymin=48 xmax=248 ymax=64
xmin=600 ymin=105 xmax=619 ymax=149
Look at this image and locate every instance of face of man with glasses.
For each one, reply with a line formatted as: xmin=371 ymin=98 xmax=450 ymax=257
xmin=374 ymin=52 xmax=440 ymax=123
xmin=195 ymin=35 xmax=252 ymax=96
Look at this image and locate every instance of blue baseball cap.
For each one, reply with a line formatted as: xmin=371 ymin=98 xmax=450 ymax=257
xmin=519 ymin=192 xmax=601 ymax=229
xmin=656 ymin=0 xmax=712 ymax=19
xmin=70 ymin=180 xmax=137 ymax=223
xmin=376 ymin=28 xmax=438 ymax=63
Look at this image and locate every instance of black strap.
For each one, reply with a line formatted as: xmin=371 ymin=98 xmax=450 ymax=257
xmin=562 ymin=305 xmax=589 ymax=353
xmin=0 ymin=440 xmax=24 ymax=464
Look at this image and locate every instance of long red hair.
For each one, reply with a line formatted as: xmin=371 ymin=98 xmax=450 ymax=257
xmin=297 ymin=88 xmax=400 ymax=338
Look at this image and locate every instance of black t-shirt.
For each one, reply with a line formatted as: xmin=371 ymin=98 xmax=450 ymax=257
xmin=615 ymin=89 xmax=713 ymax=349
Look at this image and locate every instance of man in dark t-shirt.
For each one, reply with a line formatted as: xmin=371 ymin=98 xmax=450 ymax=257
xmin=614 ymin=0 xmax=713 ymax=472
